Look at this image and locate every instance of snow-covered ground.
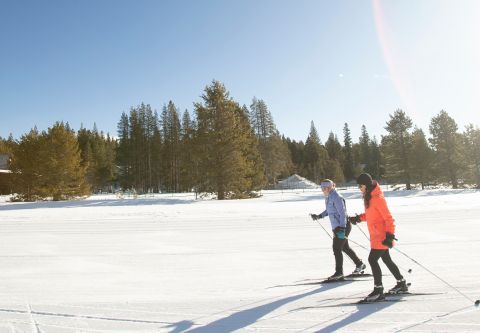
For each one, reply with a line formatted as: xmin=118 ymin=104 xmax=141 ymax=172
xmin=0 ymin=188 xmax=479 ymax=332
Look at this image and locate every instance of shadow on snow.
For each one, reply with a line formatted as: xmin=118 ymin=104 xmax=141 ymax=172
xmin=311 ymin=300 xmax=396 ymax=332
xmin=167 ymin=281 xmax=356 ymax=333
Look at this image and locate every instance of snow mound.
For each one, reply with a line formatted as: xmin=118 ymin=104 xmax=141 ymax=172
xmin=276 ymin=174 xmax=319 ymax=189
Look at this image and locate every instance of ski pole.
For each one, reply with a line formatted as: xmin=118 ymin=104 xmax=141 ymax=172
xmin=309 ymin=214 xmax=332 ymax=240
xmin=347 ymin=237 xmax=369 ymax=251
xmin=353 ymin=223 xmax=412 ymax=274
xmin=392 ymin=245 xmax=479 ymax=306
xmin=310 ymin=214 xmax=371 ymax=249
xmin=353 ymin=220 xmax=478 ymax=305
xmin=310 ymin=215 xmax=372 ymax=253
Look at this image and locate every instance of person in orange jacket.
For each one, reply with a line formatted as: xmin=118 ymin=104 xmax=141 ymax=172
xmin=349 ymin=173 xmax=408 ymax=302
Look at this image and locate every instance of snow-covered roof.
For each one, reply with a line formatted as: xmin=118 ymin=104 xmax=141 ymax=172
xmin=276 ymin=174 xmax=319 ymax=189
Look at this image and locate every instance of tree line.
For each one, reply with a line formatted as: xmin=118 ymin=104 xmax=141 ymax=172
xmin=1 ymin=80 xmax=479 ymax=200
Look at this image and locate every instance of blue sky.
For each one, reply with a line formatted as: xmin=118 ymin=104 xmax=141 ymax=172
xmin=1 ymin=0 xmax=479 ymax=142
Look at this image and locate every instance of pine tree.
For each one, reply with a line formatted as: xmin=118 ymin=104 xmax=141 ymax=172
xmin=303 ymin=121 xmax=328 ymax=183
xmin=102 ymin=133 xmax=117 ymax=191
xmin=368 ymin=137 xmax=383 ymax=180
xmin=41 ymin=122 xmax=90 ymax=200
xmin=429 ymin=110 xmax=464 ymax=188
xmin=325 ymin=132 xmax=345 ymax=183
xmin=116 ymin=104 xmax=161 ymax=193
xmin=359 ymin=125 xmax=371 ymax=170
xmin=0 ymin=135 xmax=15 ymax=155
xmin=152 ymin=108 xmax=164 ymax=193
xmin=463 ymin=124 xmax=480 ymax=188
xmin=325 ymin=132 xmax=343 ymax=161
xmin=77 ymin=125 xmax=117 ymax=192
xmin=161 ymin=101 xmax=181 ymax=192
xmin=128 ymin=108 xmax=141 ymax=191
xmin=285 ymin=137 xmax=305 ymax=175
xmin=11 ymin=123 xmax=89 ymax=201
xmin=249 ymin=99 xmax=291 ymax=185
xmin=116 ymin=112 xmax=131 ymax=189
xmin=249 ymin=97 xmax=276 ymax=140
xmin=410 ymin=127 xmax=434 ymax=189
xmin=233 ymin=105 xmax=266 ymax=196
xmin=140 ymin=103 xmax=158 ymax=193
xmin=194 ymin=80 xmax=265 ymax=199
xmin=77 ymin=126 xmax=96 ymax=188
xmin=10 ymin=128 xmax=43 ymax=201
xmin=264 ymin=133 xmax=293 ymax=184
xmin=382 ymin=109 xmax=413 ymax=189
xmin=342 ymin=123 xmax=355 ymax=182
xmin=179 ymin=110 xmax=196 ymax=192
xmin=131 ymin=104 xmax=149 ymax=193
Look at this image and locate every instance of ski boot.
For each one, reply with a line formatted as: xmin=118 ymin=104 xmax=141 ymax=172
xmin=388 ymin=279 xmax=409 ymax=294
xmin=352 ymin=261 xmax=366 ymax=275
xmin=360 ymin=285 xmax=385 ymax=303
xmin=326 ymin=272 xmax=344 ymax=281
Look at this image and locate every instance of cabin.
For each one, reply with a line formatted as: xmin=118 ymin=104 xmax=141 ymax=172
xmin=0 ymin=153 xmax=12 ymax=194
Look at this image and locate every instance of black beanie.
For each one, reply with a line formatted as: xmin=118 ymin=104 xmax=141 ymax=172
xmin=357 ymin=173 xmax=373 ymax=187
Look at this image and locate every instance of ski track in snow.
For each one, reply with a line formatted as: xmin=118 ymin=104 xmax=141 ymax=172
xmin=0 ymin=189 xmax=479 ymax=332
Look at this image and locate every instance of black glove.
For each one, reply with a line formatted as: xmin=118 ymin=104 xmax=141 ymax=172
xmin=382 ymin=232 xmax=397 ymax=248
xmin=333 ymin=227 xmax=346 ymax=239
xmin=348 ymin=214 xmax=361 ymax=225
xmin=310 ymin=214 xmax=323 ymax=221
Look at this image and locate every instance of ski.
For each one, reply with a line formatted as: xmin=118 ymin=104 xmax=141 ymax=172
xmin=305 ymin=291 xmax=444 ymax=308
xmin=296 ymin=273 xmax=372 ymax=283
xmin=357 ymin=290 xmax=444 ymax=304
xmin=345 ymin=272 xmax=372 ymax=278
xmin=308 ymin=298 xmax=404 ymax=308
xmin=357 ymin=297 xmax=402 ymax=304
xmin=320 ymin=272 xmax=373 ymax=283
xmin=295 ymin=277 xmax=371 ymax=287
xmin=319 ymin=278 xmax=347 ymax=283
xmin=323 ymin=291 xmax=444 ymax=301
xmin=268 ymin=276 xmax=371 ymax=288
xmin=280 ymin=277 xmax=370 ymax=287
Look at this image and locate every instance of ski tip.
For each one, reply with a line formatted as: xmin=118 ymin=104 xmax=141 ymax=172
xmin=475 ymin=300 xmax=480 ymax=307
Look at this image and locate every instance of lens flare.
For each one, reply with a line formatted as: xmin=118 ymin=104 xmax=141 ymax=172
xmin=372 ymin=0 xmax=416 ymax=116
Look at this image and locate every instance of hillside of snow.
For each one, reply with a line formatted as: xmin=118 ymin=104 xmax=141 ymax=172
xmin=0 ymin=188 xmax=479 ymax=332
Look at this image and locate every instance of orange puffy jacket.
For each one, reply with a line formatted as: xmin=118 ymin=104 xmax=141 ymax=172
xmin=359 ymin=183 xmax=396 ymax=250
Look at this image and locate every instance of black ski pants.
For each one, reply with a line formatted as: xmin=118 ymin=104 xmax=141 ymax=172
xmin=368 ymin=249 xmax=403 ymax=286
xmin=333 ymin=222 xmax=362 ymax=274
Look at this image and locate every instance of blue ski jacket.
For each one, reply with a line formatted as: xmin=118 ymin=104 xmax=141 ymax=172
xmin=319 ymin=189 xmax=347 ymax=230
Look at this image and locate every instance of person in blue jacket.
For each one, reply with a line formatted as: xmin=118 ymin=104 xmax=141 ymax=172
xmin=311 ymin=179 xmax=366 ymax=280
